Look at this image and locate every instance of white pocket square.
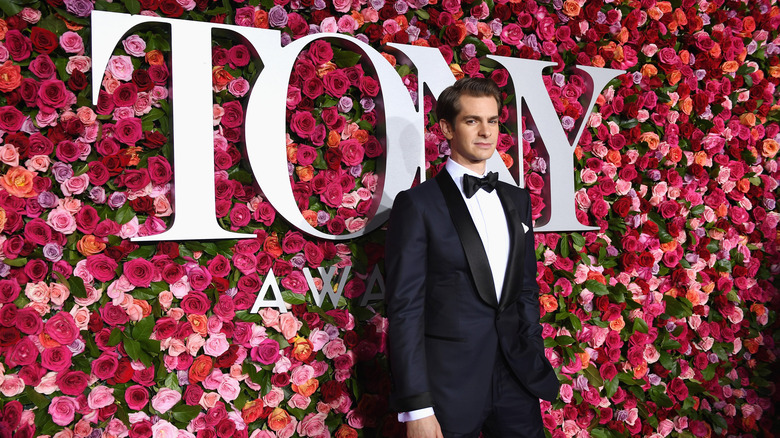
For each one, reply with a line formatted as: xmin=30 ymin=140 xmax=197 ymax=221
xmin=522 ymin=223 xmax=529 ymax=233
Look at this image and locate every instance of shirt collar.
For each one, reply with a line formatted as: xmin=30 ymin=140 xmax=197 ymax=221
xmin=445 ymin=159 xmax=487 ymax=192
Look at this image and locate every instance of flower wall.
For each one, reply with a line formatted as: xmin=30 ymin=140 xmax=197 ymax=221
xmin=0 ymin=0 xmax=779 ymax=437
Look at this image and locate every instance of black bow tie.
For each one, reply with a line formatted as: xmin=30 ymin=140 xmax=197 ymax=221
xmin=462 ymin=172 xmax=498 ymax=198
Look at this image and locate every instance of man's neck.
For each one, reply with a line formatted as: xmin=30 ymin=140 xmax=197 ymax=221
xmin=448 ymin=156 xmax=486 ymax=175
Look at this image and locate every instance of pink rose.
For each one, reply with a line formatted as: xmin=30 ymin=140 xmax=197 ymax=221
xmin=180 ymin=290 xmax=210 ymax=314
xmin=62 ymin=174 xmax=90 ymax=196
xmin=91 ymin=351 xmax=119 ymax=380
xmin=147 ymin=156 xmax=172 ymax=185
xmin=37 ymin=79 xmax=69 ymax=110
xmin=55 ymin=370 xmax=89 ymax=396
xmin=85 ymin=255 xmax=118 ymax=283
xmin=49 ymin=396 xmax=78 ymax=426
xmin=297 ymin=413 xmax=327 ymax=437
xmin=59 ymin=31 xmax=84 ymax=54
xmin=6 ymin=337 xmax=38 ymax=367
xmin=151 ymin=388 xmax=182 ymax=414
xmin=87 ymin=385 xmax=115 ymax=409
xmin=323 ymin=70 xmax=350 ymax=98
xmin=122 ymin=35 xmax=146 ymax=57
xmin=108 ymin=55 xmax=133 ymax=81
xmin=290 ymin=111 xmax=317 ymax=139
xmin=339 ymin=139 xmax=364 ymax=166
xmin=187 ymin=266 xmax=212 ymax=291
xmin=41 ymin=345 xmax=72 ymax=371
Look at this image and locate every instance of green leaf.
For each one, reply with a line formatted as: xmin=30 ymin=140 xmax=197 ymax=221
xmin=556 ymin=335 xmax=576 ymax=346
xmin=663 ymin=295 xmax=692 ymax=318
xmin=67 ymin=275 xmax=88 ymax=299
xmin=559 ymin=234 xmax=570 ymax=259
xmin=235 ymin=310 xmax=264 ymax=323
xmin=414 ymin=9 xmax=430 ymax=20
xmin=171 ymin=404 xmax=203 ymax=423
xmin=604 ymin=377 xmax=619 ymax=398
xmin=584 ymin=279 xmax=608 ymax=296
xmin=123 ymin=0 xmax=141 ymax=13
xmin=24 ymin=387 xmax=50 ymax=409
xmin=133 ymin=316 xmax=155 ymax=340
xmin=690 ymin=204 xmax=705 ymax=216
xmin=570 ymin=232 xmax=585 ymax=247
xmin=114 ymin=202 xmax=136 ymax=224
xmin=124 ymin=336 xmax=142 ymax=361
xmin=332 ymin=48 xmax=362 ymax=68
xmin=0 ymin=0 xmax=23 ymax=15
xmin=129 ymin=244 xmax=156 ymax=259
xmin=282 ymin=290 xmax=306 ymax=305
xmin=632 ymin=317 xmax=648 ymax=334
xmin=108 ymin=328 xmax=123 ymax=346
xmin=661 ymin=338 xmax=682 ymax=350
xmin=582 ymin=364 xmax=604 ymax=388
xmin=589 ymin=428 xmax=612 ymax=438
xmin=2 ymin=257 xmax=28 ymax=267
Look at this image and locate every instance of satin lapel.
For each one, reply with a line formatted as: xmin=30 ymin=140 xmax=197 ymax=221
xmin=435 ymin=171 xmax=499 ymax=309
xmin=496 ymin=183 xmax=525 ymax=312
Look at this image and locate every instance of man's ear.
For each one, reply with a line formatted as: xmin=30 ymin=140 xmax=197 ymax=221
xmin=440 ymin=119 xmax=453 ymax=140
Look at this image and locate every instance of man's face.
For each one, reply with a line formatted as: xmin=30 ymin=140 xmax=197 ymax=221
xmin=440 ymin=94 xmax=500 ymax=173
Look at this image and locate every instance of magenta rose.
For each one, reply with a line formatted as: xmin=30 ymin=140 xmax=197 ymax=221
xmin=122 ymin=169 xmax=151 ymax=191
xmin=303 ymin=241 xmax=324 ymax=266
xmin=16 ymin=308 xmax=43 ymax=335
xmin=55 ymin=370 xmax=89 ymax=396
xmin=113 ymin=82 xmax=139 ymax=107
xmin=91 ymin=351 xmax=120 ymax=380
xmin=4 ymin=30 xmax=32 ymax=61
xmin=321 ymin=182 xmax=344 ymax=208
xmin=124 ymin=258 xmax=155 ymax=287
xmin=41 ymin=345 xmax=73 ymax=372
xmin=290 ymin=111 xmax=317 ymax=139
xmin=323 ymin=70 xmax=350 ymax=98
xmin=125 ymin=385 xmax=150 ymax=410
xmin=100 ymin=303 xmax=130 ymax=326
xmin=114 ymin=117 xmax=144 ymax=145
xmin=0 ymin=279 xmax=21 ymax=303
xmin=147 ymin=156 xmax=172 ymax=185
xmin=44 ymin=312 xmax=79 ymax=346
xmin=37 ymin=79 xmax=69 ymax=109
xmin=282 ymin=231 xmax=306 ymax=254
xmin=250 ymin=338 xmax=281 ymax=365
xmin=221 ymin=101 xmax=244 ymax=128
xmin=187 ymin=266 xmax=212 ymax=291
xmin=86 ymin=254 xmax=119 ymax=283
xmin=180 ymin=290 xmax=211 ymax=314
xmin=340 ymin=139 xmax=365 ymax=166
xmin=308 ymin=40 xmax=333 ymax=65
xmin=6 ymin=337 xmax=39 ymax=367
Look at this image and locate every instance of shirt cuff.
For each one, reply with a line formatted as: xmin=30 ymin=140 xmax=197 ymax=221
xmin=398 ymin=407 xmax=435 ymax=423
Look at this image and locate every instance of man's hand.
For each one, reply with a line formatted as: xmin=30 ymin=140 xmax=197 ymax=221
xmin=406 ymin=415 xmax=443 ymax=438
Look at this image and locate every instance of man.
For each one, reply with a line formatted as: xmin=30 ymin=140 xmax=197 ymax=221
xmin=385 ymin=78 xmax=559 ymax=438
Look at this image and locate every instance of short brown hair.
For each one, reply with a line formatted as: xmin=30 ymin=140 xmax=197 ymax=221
xmin=435 ymin=77 xmax=502 ymax=125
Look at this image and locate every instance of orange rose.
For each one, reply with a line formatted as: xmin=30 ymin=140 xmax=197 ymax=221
xmin=242 ymin=399 xmax=265 ymax=424
xmin=761 ymin=139 xmax=779 ymax=158
xmin=666 ymin=147 xmax=683 ymax=163
xmin=562 ymin=0 xmax=580 ymax=17
xmin=0 ymin=206 xmax=6 ymax=231
xmin=449 ymin=63 xmax=464 ymax=80
xmin=254 ymin=9 xmax=269 ymax=28
xmin=188 ymin=355 xmax=213 ymax=384
xmin=296 ymin=165 xmax=314 ymax=182
xmin=292 ymin=337 xmax=314 ymax=362
xmin=135 ymin=299 xmax=152 ymax=318
xmin=640 ymin=64 xmax=658 ymax=78
xmin=1 ymin=166 xmax=37 ymax=198
xmin=145 ymin=49 xmax=165 ymax=66
xmin=586 ymin=271 xmax=606 ymax=285
xmin=212 ymin=66 xmax=234 ymax=89
xmin=500 ymin=152 xmax=513 ymax=169
xmin=286 ymin=144 xmax=298 ymax=163
xmin=739 ymin=113 xmax=756 ymax=127
xmin=380 ymin=52 xmax=396 ymax=67
xmin=609 ymin=316 xmax=625 ymax=331
xmin=292 ymin=378 xmax=319 ymax=397
xmin=267 ymin=408 xmax=291 ymax=431
xmin=302 ymin=210 xmax=318 ymax=227
xmin=639 ymin=132 xmax=660 ymax=150
xmin=316 ymin=61 xmax=337 ymax=78
xmin=327 ymin=130 xmax=341 ymax=148
xmin=539 ymin=295 xmax=558 ymax=313
xmin=187 ymin=314 xmax=209 ymax=336
xmin=352 ymin=129 xmax=369 ymax=143
xmin=264 ymin=233 xmax=283 ymax=258
xmin=335 ymin=425 xmax=359 ymax=438
xmin=0 ymin=60 xmax=22 ymax=93
xmin=77 ymin=235 xmax=107 ymax=256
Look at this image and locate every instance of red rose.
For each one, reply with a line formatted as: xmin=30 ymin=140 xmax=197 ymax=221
xmin=108 ymin=357 xmax=135 ymax=384
xmin=91 ymin=351 xmax=120 ymax=379
xmin=228 ymin=44 xmax=251 ymax=67
xmin=68 ymin=69 xmax=88 ymax=91
xmin=87 ymin=161 xmax=111 ymax=186
xmin=667 ymin=377 xmax=689 ymax=402
xmin=6 ymin=337 xmax=38 ymax=367
xmin=158 ymin=0 xmax=184 ymax=16
xmin=323 ymin=70 xmax=350 ymax=98
xmin=132 ymin=69 xmax=154 ymax=92
xmin=148 ymin=64 xmax=170 ymax=84
xmin=96 ymin=90 xmax=115 ymax=115
xmin=612 ymin=197 xmax=631 ymax=217
xmin=123 ymin=258 xmax=155 ymax=287
xmin=0 ymin=106 xmax=25 ymax=132
xmin=30 ymin=27 xmax=58 ymax=54
xmin=359 ymin=76 xmax=380 ymax=97
xmin=113 ymin=82 xmax=138 ymax=107
xmin=290 ymin=111 xmax=317 ymax=138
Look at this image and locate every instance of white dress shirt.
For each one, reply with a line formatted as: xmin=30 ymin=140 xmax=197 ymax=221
xmin=398 ymin=159 xmax=511 ymax=423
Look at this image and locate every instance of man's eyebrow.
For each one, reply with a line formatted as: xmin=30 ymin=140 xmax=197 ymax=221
xmin=461 ymin=114 xmax=500 ymax=119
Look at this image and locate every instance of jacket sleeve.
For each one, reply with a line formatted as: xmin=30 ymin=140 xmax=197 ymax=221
xmin=385 ymin=190 xmax=435 ymax=412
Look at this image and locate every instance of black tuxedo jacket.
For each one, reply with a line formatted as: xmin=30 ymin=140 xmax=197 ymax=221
xmin=385 ymin=169 xmax=559 ymax=432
